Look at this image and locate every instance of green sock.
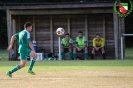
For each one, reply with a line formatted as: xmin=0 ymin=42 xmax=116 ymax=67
xmin=73 ymin=52 xmax=77 ymax=59
xmin=29 ymin=59 xmax=35 ymax=71
xmin=61 ymin=52 xmax=65 ymax=60
xmin=9 ymin=65 xmax=20 ymax=74
xmin=84 ymin=52 xmax=88 ymax=59
xmin=69 ymin=52 xmax=73 ymax=60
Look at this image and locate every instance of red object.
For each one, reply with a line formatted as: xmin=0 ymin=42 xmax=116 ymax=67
xmin=119 ymin=3 xmax=128 ymax=14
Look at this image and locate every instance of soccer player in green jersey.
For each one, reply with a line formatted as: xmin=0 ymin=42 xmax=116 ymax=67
xmin=6 ymin=22 xmax=37 ymax=78
xmin=61 ymin=33 xmax=73 ymax=60
xmin=73 ymin=31 xmax=88 ymax=60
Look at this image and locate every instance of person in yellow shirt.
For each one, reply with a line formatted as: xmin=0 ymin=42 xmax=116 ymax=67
xmin=91 ymin=34 xmax=106 ymax=59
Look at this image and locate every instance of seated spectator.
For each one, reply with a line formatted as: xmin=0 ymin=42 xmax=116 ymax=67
xmin=91 ymin=34 xmax=106 ymax=59
xmin=73 ymin=31 xmax=88 ymax=60
xmin=61 ymin=33 xmax=73 ymax=60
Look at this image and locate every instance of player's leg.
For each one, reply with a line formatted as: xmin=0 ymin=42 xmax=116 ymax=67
xmin=101 ymin=47 xmax=105 ymax=54
xmin=91 ymin=47 xmax=96 ymax=59
xmin=73 ymin=47 xmax=77 ymax=60
xmin=61 ymin=47 xmax=65 ymax=60
xmin=92 ymin=47 xmax=96 ymax=55
xmin=6 ymin=53 xmax=27 ymax=78
xmin=28 ymin=50 xmax=37 ymax=75
xmin=101 ymin=47 xmax=106 ymax=59
xmin=84 ymin=47 xmax=88 ymax=60
xmin=6 ymin=64 xmax=21 ymax=78
xmin=69 ymin=47 xmax=73 ymax=60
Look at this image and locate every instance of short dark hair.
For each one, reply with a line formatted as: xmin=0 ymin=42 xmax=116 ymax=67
xmin=24 ymin=22 xmax=32 ymax=29
xmin=78 ymin=31 xmax=83 ymax=34
xmin=96 ymin=34 xmax=100 ymax=36
xmin=65 ymin=33 xmax=69 ymax=36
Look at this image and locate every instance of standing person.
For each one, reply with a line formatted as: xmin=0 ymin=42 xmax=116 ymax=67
xmin=6 ymin=22 xmax=37 ymax=78
xmin=91 ymin=34 xmax=106 ymax=59
xmin=61 ymin=33 xmax=73 ymax=60
xmin=73 ymin=31 xmax=88 ymax=60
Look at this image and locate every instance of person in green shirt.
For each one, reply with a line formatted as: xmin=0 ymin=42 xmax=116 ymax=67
xmin=73 ymin=31 xmax=88 ymax=60
xmin=6 ymin=22 xmax=37 ymax=78
xmin=61 ymin=33 xmax=73 ymax=60
xmin=91 ymin=34 xmax=106 ymax=59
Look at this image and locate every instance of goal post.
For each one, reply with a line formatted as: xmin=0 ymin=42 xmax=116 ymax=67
xmin=121 ymin=34 xmax=133 ymax=59
xmin=58 ymin=37 xmax=61 ymax=60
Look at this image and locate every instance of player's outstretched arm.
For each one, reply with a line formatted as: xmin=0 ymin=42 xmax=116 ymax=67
xmin=7 ymin=35 xmax=16 ymax=51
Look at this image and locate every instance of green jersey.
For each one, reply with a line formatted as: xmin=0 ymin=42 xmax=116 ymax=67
xmin=61 ymin=38 xmax=73 ymax=47
xmin=75 ymin=36 xmax=87 ymax=48
xmin=14 ymin=30 xmax=31 ymax=53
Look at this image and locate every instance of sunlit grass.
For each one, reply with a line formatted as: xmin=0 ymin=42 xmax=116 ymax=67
xmin=0 ymin=49 xmax=133 ymax=88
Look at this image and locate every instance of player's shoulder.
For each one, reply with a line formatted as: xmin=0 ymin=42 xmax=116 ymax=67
xmin=69 ymin=38 xmax=72 ymax=40
xmin=19 ymin=30 xmax=25 ymax=33
xmin=84 ymin=36 xmax=87 ymax=38
xmin=23 ymin=30 xmax=30 ymax=35
xmin=62 ymin=38 xmax=65 ymax=40
xmin=93 ymin=37 xmax=96 ymax=40
xmin=100 ymin=37 xmax=104 ymax=40
xmin=18 ymin=30 xmax=27 ymax=37
xmin=15 ymin=30 xmax=23 ymax=34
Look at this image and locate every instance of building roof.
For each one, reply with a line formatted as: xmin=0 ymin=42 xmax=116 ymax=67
xmin=0 ymin=0 xmax=115 ymax=10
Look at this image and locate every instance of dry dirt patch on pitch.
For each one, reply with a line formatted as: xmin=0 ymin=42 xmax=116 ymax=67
xmin=0 ymin=68 xmax=133 ymax=88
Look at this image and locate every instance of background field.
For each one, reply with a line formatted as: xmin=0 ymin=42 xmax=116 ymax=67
xmin=1 ymin=48 xmax=133 ymax=61
xmin=0 ymin=49 xmax=133 ymax=88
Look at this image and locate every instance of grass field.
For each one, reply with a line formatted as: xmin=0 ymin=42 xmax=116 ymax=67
xmin=0 ymin=50 xmax=8 ymax=61
xmin=125 ymin=48 xmax=133 ymax=59
xmin=0 ymin=49 xmax=133 ymax=88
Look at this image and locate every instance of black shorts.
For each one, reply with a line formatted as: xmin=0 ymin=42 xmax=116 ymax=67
xmin=93 ymin=47 xmax=105 ymax=52
xmin=64 ymin=48 xmax=69 ymax=53
xmin=76 ymin=48 xmax=84 ymax=53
